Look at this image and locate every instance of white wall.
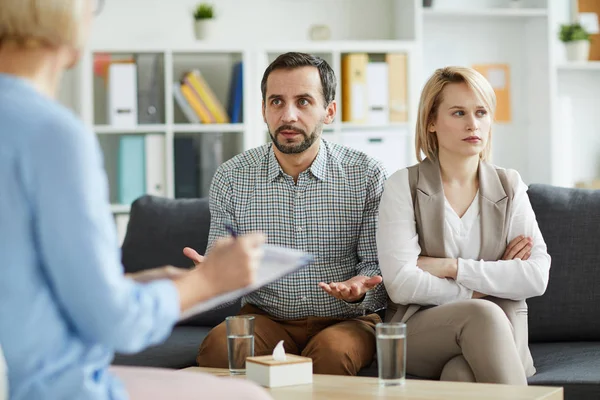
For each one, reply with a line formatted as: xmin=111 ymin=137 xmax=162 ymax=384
xmin=89 ymin=0 xmax=401 ymax=48
xmin=558 ymin=72 xmax=600 ymax=183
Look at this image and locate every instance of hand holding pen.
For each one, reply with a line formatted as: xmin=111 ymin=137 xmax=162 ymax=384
xmin=183 ymin=222 xmax=241 ymax=268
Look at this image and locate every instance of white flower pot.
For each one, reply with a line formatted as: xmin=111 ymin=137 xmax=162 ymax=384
xmin=565 ymin=40 xmax=590 ymax=62
xmin=194 ymin=19 xmax=216 ymax=40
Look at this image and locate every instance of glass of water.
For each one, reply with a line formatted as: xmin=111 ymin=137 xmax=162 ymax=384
xmin=376 ymin=322 xmax=407 ymax=386
xmin=225 ymin=315 xmax=255 ymax=375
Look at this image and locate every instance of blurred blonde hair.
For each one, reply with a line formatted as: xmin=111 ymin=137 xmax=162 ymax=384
xmin=0 ymin=0 xmax=86 ymax=49
xmin=415 ymin=66 xmax=496 ymax=162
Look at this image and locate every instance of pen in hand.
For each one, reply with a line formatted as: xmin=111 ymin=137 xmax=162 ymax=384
xmin=225 ymin=223 xmax=237 ymax=238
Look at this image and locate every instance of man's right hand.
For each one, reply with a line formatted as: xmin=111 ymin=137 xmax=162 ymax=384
xmin=502 ymin=235 xmax=533 ymax=261
xmin=174 ymin=233 xmax=265 ymax=312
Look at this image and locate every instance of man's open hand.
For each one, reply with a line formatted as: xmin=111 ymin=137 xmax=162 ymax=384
xmin=318 ymin=275 xmax=382 ymax=303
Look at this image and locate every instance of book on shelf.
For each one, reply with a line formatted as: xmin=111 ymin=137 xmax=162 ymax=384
xmin=173 ymin=64 xmax=243 ymax=124
xmin=227 ymin=61 xmax=244 ymax=123
xmin=183 ymin=70 xmax=230 ymax=123
xmin=173 ymin=84 xmax=201 ymax=124
xmin=179 ymin=81 xmax=215 ymax=123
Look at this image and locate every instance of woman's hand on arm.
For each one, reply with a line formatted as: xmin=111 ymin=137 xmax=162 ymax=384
xmin=501 ymin=235 xmax=533 ymax=261
xmin=377 ymin=170 xmax=473 ymax=306
xmin=455 ymin=170 xmax=551 ymax=300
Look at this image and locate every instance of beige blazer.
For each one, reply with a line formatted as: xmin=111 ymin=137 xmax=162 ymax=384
xmin=386 ymin=157 xmax=536 ymax=377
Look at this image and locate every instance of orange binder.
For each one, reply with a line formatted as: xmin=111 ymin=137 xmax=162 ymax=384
xmin=341 ymin=53 xmax=369 ymax=123
xmin=577 ymin=0 xmax=600 ymax=60
xmin=472 ymin=64 xmax=511 ymax=123
xmin=386 ymin=53 xmax=408 ymax=123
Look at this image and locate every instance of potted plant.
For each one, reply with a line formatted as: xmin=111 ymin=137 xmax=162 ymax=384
xmin=559 ymin=23 xmax=591 ymax=62
xmin=193 ymin=3 xmax=215 ymax=40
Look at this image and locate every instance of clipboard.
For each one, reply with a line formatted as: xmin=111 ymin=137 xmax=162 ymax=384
xmin=178 ymin=245 xmax=313 ymax=321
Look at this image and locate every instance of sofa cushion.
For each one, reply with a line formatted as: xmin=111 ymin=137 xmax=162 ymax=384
xmin=112 ymin=326 xmax=211 ymax=369
xmin=529 ymin=342 xmax=600 ymax=400
xmin=526 ymin=185 xmax=600 ymax=342
xmin=121 ymin=195 xmax=211 ymax=274
xmin=121 ymin=195 xmax=238 ymax=327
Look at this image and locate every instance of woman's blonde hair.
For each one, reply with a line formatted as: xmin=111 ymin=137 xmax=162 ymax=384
xmin=415 ymin=66 xmax=496 ymax=162
xmin=0 ymin=0 xmax=86 ymax=49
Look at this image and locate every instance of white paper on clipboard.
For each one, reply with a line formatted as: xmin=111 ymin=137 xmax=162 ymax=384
xmin=178 ymin=245 xmax=313 ymax=321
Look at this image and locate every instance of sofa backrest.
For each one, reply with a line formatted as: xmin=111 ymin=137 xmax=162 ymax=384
xmin=526 ymin=184 xmax=600 ymax=342
xmin=121 ymin=195 xmax=241 ymax=327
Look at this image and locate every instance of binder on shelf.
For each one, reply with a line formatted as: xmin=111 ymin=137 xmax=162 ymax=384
xmin=198 ymin=134 xmax=224 ymax=197
xmin=118 ymin=135 xmax=146 ymax=205
xmin=386 ymin=53 xmax=408 ymax=123
xmin=341 ymin=53 xmax=369 ymax=123
xmin=145 ymin=134 xmax=166 ymax=197
xmin=472 ymin=63 xmax=511 ymax=123
xmin=366 ymin=61 xmax=389 ymax=125
xmin=340 ymin=130 xmax=407 ymax=177
xmin=136 ymin=54 xmax=163 ymax=124
xmin=173 ymin=84 xmax=201 ymax=124
xmin=107 ymin=63 xmax=138 ymax=128
xmin=174 ymin=137 xmax=199 ymax=198
xmin=183 ymin=70 xmax=230 ymax=123
xmin=227 ymin=62 xmax=244 ymax=123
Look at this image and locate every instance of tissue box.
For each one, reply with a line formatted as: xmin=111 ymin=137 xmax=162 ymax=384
xmin=246 ymin=354 xmax=313 ymax=388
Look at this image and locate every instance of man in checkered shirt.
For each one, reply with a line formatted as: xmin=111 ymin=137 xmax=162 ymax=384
xmin=186 ymin=52 xmax=388 ymax=376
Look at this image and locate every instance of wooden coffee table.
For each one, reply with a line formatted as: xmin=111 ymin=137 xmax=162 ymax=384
xmin=184 ymin=367 xmax=563 ymax=399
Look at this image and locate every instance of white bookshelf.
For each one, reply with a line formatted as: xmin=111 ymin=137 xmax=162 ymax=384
xmin=422 ymin=8 xmax=548 ymax=17
xmin=558 ymin=61 xmax=600 ymax=71
xmin=110 ymin=204 xmax=131 ymax=214
xmin=61 ymin=0 xmax=598 ymax=233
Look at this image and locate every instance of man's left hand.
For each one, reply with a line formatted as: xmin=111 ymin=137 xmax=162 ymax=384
xmin=318 ymin=275 xmax=383 ymax=303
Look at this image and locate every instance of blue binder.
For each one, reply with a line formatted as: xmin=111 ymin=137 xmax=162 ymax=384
xmin=118 ymin=135 xmax=146 ymax=205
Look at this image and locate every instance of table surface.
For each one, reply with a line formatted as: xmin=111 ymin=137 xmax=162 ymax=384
xmin=184 ymin=367 xmax=564 ymax=400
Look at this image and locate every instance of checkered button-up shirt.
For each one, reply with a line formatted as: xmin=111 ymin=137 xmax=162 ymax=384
xmin=207 ymin=139 xmax=388 ymax=319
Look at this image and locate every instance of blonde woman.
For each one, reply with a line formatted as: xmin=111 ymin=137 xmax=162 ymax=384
xmin=0 ymin=1 xmax=271 ymax=399
xmin=377 ymin=67 xmax=551 ymax=385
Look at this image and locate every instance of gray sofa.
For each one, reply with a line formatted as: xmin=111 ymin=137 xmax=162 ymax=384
xmin=112 ymin=184 xmax=600 ymax=399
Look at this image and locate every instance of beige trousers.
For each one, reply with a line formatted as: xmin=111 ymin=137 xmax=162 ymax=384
xmin=197 ymin=304 xmax=381 ymax=376
xmin=390 ymin=299 xmax=528 ymax=385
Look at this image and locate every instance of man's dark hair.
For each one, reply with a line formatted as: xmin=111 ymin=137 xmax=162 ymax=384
xmin=261 ymin=52 xmax=336 ymax=107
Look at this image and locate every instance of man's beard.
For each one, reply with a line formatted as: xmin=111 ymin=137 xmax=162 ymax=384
xmin=269 ymin=123 xmax=322 ymax=154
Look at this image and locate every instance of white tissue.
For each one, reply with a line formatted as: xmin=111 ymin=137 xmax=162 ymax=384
xmin=272 ymin=340 xmax=286 ymax=361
